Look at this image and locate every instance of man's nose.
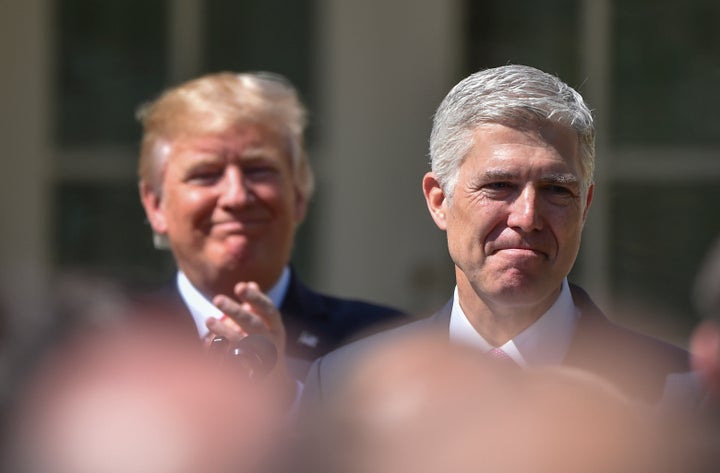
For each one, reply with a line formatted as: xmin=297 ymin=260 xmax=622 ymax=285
xmin=507 ymin=186 xmax=542 ymax=231
xmin=218 ymin=167 xmax=253 ymax=207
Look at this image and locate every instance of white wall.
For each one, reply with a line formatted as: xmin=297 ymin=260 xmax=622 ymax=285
xmin=312 ymin=0 xmax=463 ymax=314
xmin=0 ymin=0 xmax=53 ymax=344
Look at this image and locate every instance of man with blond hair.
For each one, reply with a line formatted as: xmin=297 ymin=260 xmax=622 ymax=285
xmin=138 ymin=72 xmax=404 ymax=380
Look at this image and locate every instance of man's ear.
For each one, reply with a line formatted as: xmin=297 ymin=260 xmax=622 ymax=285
xmin=581 ymin=183 xmax=594 ymax=224
xmin=422 ymin=172 xmax=449 ymax=231
xmin=139 ymin=181 xmax=168 ymax=235
xmin=293 ymin=186 xmax=309 ymax=225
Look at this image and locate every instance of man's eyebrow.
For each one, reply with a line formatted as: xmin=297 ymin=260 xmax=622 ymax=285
xmin=478 ymin=170 xmax=580 ymax=188
xmin=483 ymin=169 xmax=519 ymax=181
xmin=238 ymin=147 xmax=281 ymax=159
xmin=540 ymin=173 xmax=579 ymax=186
xmin=179 ymin=151 xmax=223 ymax=167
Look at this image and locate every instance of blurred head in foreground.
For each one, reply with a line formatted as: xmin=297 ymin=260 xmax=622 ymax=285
xmin=301 ymin=332 xmax=703 ymax=473
xmin=691 ymin=237 xmax=720 ymax=399
xmin=3 ymin=320 xmax=286 ymax=473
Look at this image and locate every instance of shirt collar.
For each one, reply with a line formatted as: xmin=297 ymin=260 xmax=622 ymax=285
xmin=449 ymin=278 xmax=578 ymax=367
xmin=176 ymin=267 xmax=291 ymax=339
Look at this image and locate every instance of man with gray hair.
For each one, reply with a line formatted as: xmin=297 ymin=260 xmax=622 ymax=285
xmin=137 ymin=72 xmax=404 ymax=388
xmin=305 ymin=64 xmax=688 ymax=405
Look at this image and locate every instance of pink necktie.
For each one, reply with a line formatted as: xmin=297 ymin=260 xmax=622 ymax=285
xmin=487 ymin=348 xmax=517 ymax=368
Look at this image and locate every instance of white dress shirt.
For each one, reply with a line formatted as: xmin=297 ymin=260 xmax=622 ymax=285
xmin=177 ymin=267 xmax=291 ymax=339
xmin=449 ymin=278 xmax=579 ymax=367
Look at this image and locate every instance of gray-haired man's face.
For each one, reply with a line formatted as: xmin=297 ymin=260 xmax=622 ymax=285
xmin=424 ymin=122 xmax=593 ymax=317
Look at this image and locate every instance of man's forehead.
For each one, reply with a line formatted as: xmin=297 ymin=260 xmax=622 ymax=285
xmin=148 ymin=131 xmax=292 ymax=191
xmin=168 ymin=129 xmax=290 ymax=162
xmin=468 ymin=123 xmax=582 ymax=167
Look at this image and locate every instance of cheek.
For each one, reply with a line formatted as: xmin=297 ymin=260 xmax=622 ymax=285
xmin=164 ymin=191 xmax=215 ymax=229
xmin=550 ymin=218 xmax=584 ymax=260
xmin=554 ymin=208 xmax=585 ymax=237
xmin=446 ymin=208 xmax=493 ymax=256
xmin=454 ymin=203 xmax=504 ymax=242
xmin=256 ymin=182 xmax=297 ymax=213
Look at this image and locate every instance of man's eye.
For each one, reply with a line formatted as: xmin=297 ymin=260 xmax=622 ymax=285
xmin=485 ymin=182 xmax=514 ymax=190
xmin=244 ymin=166 xmax=278 ymax=179
xmin=187 ymin=169 xmax=222 ymax=183
xmin=545 ymin=185 xmax=573 ymax=196
xmin=547 ymin=185 xmax=568 ymax=193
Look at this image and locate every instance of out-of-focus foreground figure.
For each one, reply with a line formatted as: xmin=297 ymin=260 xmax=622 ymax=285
xmin=1 ymin=314 xmax=287 ymax=473
xmin=691 ymin=237 xmax=720 ymax=403
xmin=299 ymin=333 xmax=712 ymax=473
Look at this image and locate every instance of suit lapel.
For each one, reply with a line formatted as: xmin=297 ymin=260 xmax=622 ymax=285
xmin=280 ymin=270 xmax=335 ymax=359
xmin=431 ymin=298 xmax=453 ymax=332
xmin=564 ymin=284 xmax=689 ymax=403
xmin=436 ymin=285 xmax=688 ymax=403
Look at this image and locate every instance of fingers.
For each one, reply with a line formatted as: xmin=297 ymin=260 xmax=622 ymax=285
xmin=233 ymin=282 xmax=284 ymax=330
xmin=235 ymin=282 xmax=279 ymax=319
xmin=203 ymin=282 xmax=294 ymax=405
xmin=206 ymin=316 xmax=247 ymax=344
xmin=205 ymin=282 xmax=285 ymax=347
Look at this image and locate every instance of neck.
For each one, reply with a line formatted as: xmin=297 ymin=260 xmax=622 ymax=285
xmin=455 ymin=275 xmax=561 ymax=347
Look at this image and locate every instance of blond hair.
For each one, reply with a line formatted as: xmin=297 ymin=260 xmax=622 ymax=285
xmin=137 ymin=72 xmax=314 ymax=200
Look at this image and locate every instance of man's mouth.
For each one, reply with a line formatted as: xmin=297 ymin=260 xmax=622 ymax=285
xmin=212 ymin=219 xmax=267 ymax=233
xmin=491 ymin=246 xmax=548 ymax=259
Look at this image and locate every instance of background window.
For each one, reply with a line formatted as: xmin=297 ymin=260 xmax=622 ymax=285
xmin=611 ymin=0 xmax=720 ymax=146
xmin=56 ymin=0 xmax=167 ymax=147
xmin=53 ymin=0 xmax=317 ymax=286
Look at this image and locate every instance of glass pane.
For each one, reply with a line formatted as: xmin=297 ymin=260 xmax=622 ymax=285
xmin=611 ymin=0 xmax=720 ymax=146
xmin=608 ymin=182 xmax=720 ymax=334
xmin=204 ymin=0 xmax=316 ymax=112
xmin=53 ymin=181 xmax=176 ymax=287
xmin=55 ymin=0 xmax=167 ymax=147
xmin=465 ymin=0 xmax=581 ymax=85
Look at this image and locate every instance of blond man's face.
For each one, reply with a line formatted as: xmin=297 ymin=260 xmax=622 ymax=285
xmin=141 ymin=124 xmax=306 ymax=295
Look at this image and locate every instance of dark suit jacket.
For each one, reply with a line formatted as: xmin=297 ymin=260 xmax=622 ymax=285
xmin=304 ymin=284 xmax=691 ymax=405
xmin=144 ymin=269 xmax=407 ymax=379
xmin=279 ymin=269 xmax=408 ymax=376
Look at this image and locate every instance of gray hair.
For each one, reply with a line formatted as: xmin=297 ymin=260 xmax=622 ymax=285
xmin=429 ymin=65 xmax=595 ymax=199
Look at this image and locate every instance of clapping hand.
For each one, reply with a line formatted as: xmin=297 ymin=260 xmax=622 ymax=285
xmin=206 ymin=281 xmax=296 ymax=408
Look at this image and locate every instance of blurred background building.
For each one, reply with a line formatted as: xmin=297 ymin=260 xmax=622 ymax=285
xmin=1 ymin=0 xmax=719 ymax=349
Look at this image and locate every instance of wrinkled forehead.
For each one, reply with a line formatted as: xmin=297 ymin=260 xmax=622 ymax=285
xmin=172 ymin=124 xmax=291 ymax=157
xmin=470 ymin=121 xmax=581 ymax=163
xmin=474 ymin=119 xmax=590 ymax=188
xmin=148 ymin=123 xmax=294 ymax=187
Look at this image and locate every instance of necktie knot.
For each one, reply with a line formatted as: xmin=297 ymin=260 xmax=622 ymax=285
xmin=488 ymin=347 xmax=511 ymax=360
xmin=486 ymin=347 xmax=518 ymax=369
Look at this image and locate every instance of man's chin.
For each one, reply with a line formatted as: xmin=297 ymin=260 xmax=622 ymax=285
xmin=212 ymin=235 xmax=255 ymax=259
xmin=215 ymin=250 xmax=256 ymax=273
xmin=490 ymin=272 xmax=556 ymax=301
xmin=213 ymin=247 xmax=283 ymax=281
xmin=497 ymin=283 xmax=564 ymax=315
